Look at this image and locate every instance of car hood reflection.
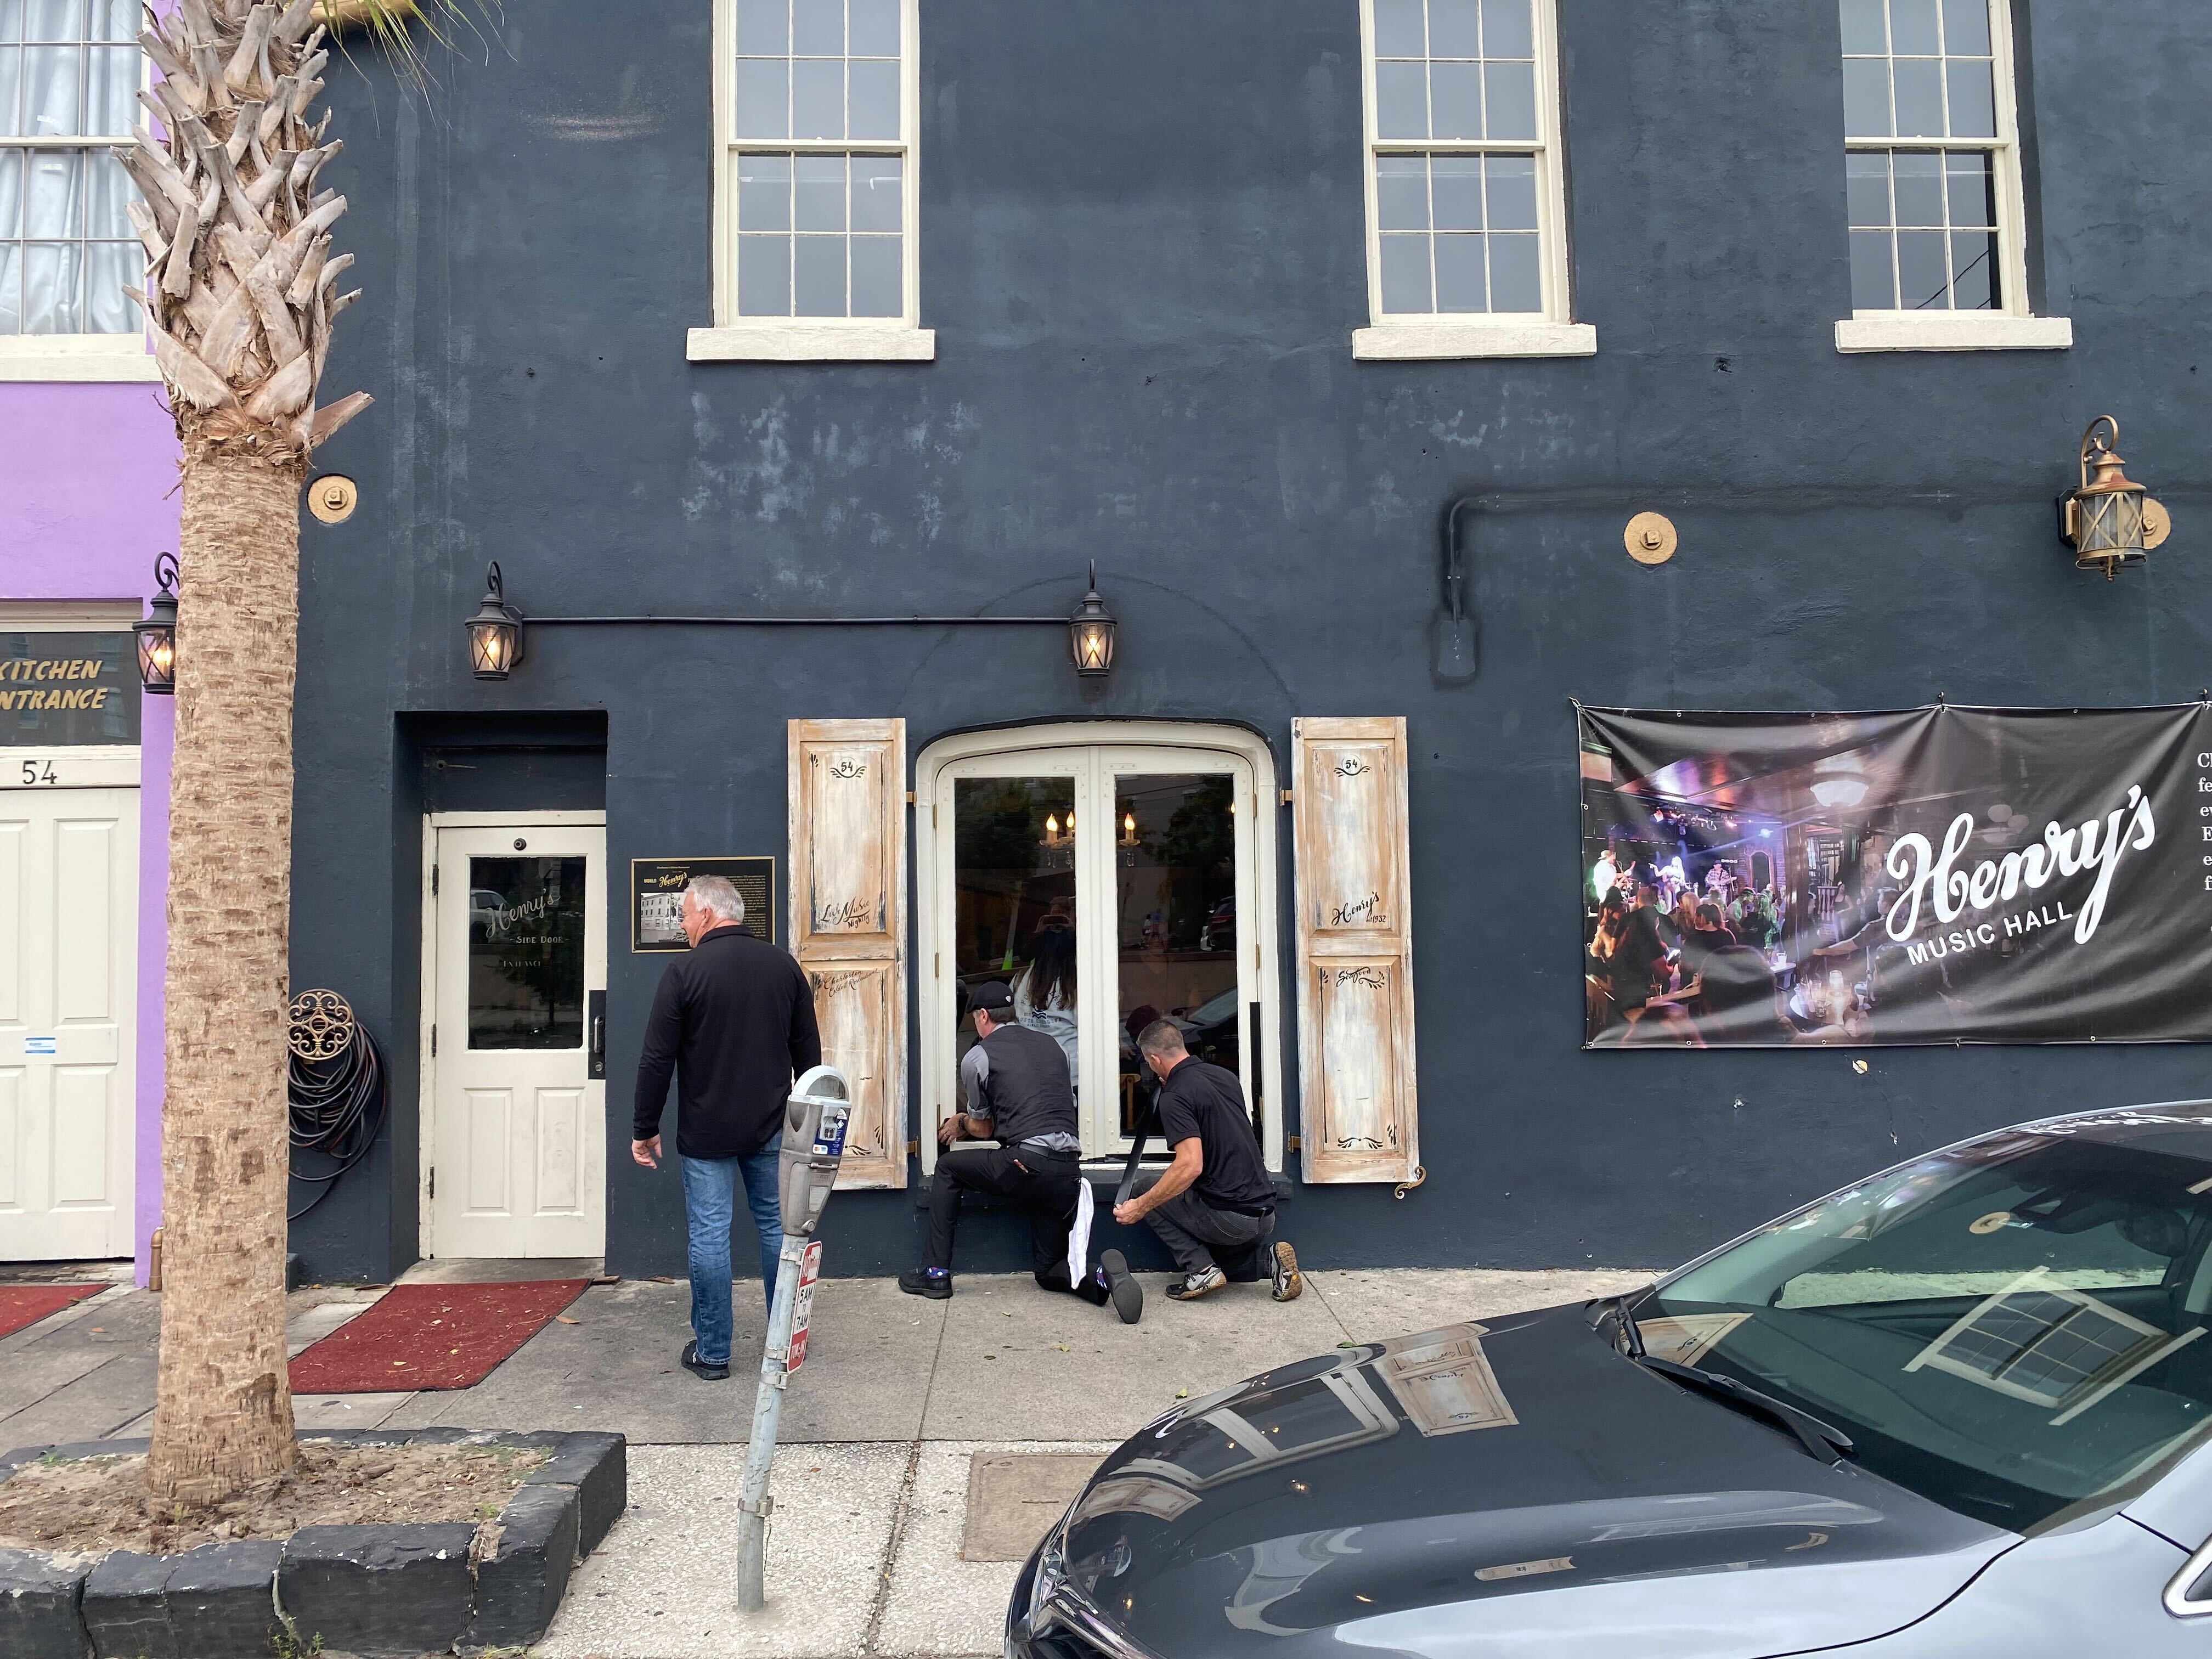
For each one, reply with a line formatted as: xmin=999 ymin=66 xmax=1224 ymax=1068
xmin=1062 ymin=1304 xmax=2017 ymax=1659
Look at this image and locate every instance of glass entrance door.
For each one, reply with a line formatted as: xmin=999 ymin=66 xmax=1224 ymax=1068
xmin=936 ymin=742 xmax=1263 ymax=1160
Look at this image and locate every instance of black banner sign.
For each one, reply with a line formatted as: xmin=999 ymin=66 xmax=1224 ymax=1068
xmin=630 ymin=856 xmax=777 ymax=952
xmin=1579 ymin=704 xmax=2212 ymax=1047
xmin=0 ymin=633 xmax=138 ymax=747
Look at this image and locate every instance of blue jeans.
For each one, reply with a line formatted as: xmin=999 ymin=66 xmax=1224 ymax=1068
xmin=681 ymin=1143 xmax=783 ymax=1367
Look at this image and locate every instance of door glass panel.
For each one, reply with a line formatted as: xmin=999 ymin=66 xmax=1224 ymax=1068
xmin=952 ymin=778 xmax=1080 ymax=1092
xmin=1114 ymin=774 xmax=1239 ymax=1135
xmin=467 ymin=856 xmax=586 ymax=1049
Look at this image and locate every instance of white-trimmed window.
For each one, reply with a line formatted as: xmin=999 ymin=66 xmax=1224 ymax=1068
xmin=1352 ymin=0 xmax=1591 ymax=361
xmin=691 ymin=0 xmax=932 ymax=362
xmin=1835 ymin=0 xmax=2069 ymax=353
xmin=0 ymin=0 xmax=156 ymax=380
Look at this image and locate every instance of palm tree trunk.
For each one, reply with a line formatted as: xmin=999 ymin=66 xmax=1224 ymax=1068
xmin=145 ymin=452 xmax=305 ymax=1502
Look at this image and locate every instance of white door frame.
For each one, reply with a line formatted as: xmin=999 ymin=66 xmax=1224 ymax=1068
xmin=913 ymin=721 xmax=1283 ymax=1174
xmin=417 ymin=809 xmax=608 ymax=1258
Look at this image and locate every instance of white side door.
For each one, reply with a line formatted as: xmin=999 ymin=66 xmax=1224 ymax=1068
xmin=427 ymin=820 xmax=607 ymax=1258
xmin=0 ymin=774 xmax=138 ymax=1260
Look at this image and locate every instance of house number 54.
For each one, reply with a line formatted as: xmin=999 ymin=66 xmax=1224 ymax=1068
xmin=19 ymin=760 xmax=56 ymax=786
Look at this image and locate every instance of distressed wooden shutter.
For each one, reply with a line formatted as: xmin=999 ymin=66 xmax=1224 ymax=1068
xmin=788 ymin=718 xmax=908 ymax=1189
xmin=1291 ymin=717 xmax=1419 ymax=1184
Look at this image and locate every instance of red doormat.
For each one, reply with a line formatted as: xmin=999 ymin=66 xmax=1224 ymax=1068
xmin=289 ymin=1280 xmax=589 ymax=1393
xmin=0 ymin=1284 xmax=103 ymax=1340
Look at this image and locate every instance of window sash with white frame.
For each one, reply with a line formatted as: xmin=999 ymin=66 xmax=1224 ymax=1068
xmin=1835 ymin=0 xmax=2069 ymax=352
xmin=913 ymin=727 xmax=1284 ymax=1174
xmin=0 ymin=0 xmax=156 ymax=379
xmin=693 ymin=0 xmax=933 ymax=362
xmin=1353 ymin=0 xmax=1592 ymax=360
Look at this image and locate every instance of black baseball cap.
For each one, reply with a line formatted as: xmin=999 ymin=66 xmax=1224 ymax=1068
xmin=969 ymin=980 xmax=1015 ymax=1012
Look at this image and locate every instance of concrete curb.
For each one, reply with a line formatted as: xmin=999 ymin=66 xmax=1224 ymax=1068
xmin=0 ymin=1429 xmax=626 ymax=1659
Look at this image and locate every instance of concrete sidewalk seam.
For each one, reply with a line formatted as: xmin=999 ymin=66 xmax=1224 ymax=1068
xmin=859 ymin=1436 xmax=928 ymax=1655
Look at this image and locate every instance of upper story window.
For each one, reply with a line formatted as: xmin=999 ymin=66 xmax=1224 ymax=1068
xmin=1835 ymin=0 xmax=2068 ymax=351
xmin=694 ymin=0 xmax=933 ymax=360
xmin=0 ymin=1 xmax=141 ymax=340
xmin=1353 ymin=0 xmax=1590 ymax=360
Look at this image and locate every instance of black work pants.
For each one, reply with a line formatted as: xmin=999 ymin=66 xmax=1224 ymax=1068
xmin=927 ymin=1146 xmax=1084 ymax=1289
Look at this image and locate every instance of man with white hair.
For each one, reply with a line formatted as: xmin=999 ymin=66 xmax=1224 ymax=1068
xmin=634 ymin=875 xmax=821 ymax=1381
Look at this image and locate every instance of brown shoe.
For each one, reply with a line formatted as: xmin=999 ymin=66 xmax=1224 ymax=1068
xmin=1271 ymin=1242 xmax=1302 ymax=1302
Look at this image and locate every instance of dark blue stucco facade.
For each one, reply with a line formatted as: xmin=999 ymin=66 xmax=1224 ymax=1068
xmin=288 ymin=1 xmax=2212 ymax=1284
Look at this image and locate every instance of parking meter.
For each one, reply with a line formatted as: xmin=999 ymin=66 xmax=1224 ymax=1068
xmin=737 ymin=1063 xmax=850 ymax=1612
xmin=778 ymin=1064 xmax=851 ymax=1240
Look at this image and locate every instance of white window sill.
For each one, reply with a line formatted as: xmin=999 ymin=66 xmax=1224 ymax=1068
xmin=0 ymin=335 xmax=163 ymax=382
xmin=1835 ymin=314 xmax=2073 ymax=354
xmin=687 ymin=325 xmax=936 ymax=363
xmin=1352 ymin=321 xmax=1597 ymax=361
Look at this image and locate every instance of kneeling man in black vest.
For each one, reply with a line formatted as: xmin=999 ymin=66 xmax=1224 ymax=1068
xmin=899 ymin=980 xmax=1143 ymax=1322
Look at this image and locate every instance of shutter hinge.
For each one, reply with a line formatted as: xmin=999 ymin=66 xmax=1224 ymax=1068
xmin=431 ymin=863 xmax=439 ymax=894
xmin=431 ymin=1024 xmax=437 ymax=1057
xmin=428 ymin=1167 xmax=436 ymax=1199
xmin=1286 ymin=1135 xmax=1302 ymax=1152
xmin=906 ymin=1138 xmax=920 ymax=1156
xmin=905 ymin=789 xmax=916 ymax=805
xmin=1279 ymin=789 xmax=1294 ymax=806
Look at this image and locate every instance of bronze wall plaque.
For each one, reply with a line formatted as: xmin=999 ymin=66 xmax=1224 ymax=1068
xmin=631 ymin=855 xmax=777 ymax=951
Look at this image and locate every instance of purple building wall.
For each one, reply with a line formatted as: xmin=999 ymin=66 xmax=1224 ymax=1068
xmin=0 ymin=381 xmax=180 ymax=1283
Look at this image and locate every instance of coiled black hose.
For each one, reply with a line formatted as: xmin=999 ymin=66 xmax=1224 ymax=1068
xmin=287 ymin=1022 xmax=387 ymax=1221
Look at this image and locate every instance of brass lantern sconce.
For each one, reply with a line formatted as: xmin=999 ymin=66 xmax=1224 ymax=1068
xmin=134 ymin=552 xmax=179 ymax=694
xmin=1069 ymin=561 xmax=1117 ymax=677
xmin=465 ymin=561 xmax=526 ymax=680
xmin=2059 ymin=416 xmax=2156 ymax=580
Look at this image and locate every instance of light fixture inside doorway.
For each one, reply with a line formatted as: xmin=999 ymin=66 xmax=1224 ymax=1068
xmin=1069 ymin=562 xmax=1117 ymax=677
xmin=2059 ymin=416 xmax=2153 ymax=581
xmin=134 ymin=552 xmax=178 ymax=695
xmin=466 ymin=561 xmax=526 ymax=680
xmin=1120 ymin=810 xmax=1139 ymax=847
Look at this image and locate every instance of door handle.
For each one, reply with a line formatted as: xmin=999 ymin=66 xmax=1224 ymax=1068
xmin=587 ymin=990 xmax=606 ymax=1080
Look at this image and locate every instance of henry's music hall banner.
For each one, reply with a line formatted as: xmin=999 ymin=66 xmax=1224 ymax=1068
xmin=1578 ymin=704 xmax=2212 ymax=1048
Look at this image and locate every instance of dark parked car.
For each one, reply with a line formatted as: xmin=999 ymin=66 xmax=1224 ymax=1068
xmin=1009 ymin=1103 xmax=2212 ymax=1657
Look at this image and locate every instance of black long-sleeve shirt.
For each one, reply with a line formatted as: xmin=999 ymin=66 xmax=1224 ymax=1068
xmin=632 ymin=924 xmax=822 ymax=1159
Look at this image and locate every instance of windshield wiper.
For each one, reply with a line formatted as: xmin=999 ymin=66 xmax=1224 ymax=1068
xmin=1591 ymin=1291 xmax=1648 ymax=1358
xmin=1633 ymin=1354 xmax=1857 ymax=1466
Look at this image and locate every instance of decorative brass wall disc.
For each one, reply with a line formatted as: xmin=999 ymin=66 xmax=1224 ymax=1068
xmin=2144 ymin=498 xmax=2172 ymax=550
xmin=309 ymin=475 xmax=359 ymax=523
xmin=1624 ymin=512 xmax=1678 ymax=566
xmin=289 ymin=989 xmax=356 ymax=1060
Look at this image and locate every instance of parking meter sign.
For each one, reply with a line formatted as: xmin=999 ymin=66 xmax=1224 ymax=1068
xmin=812 ymin=1102 xmax=850 ymax=1160
xmin=785 ymin=1241 xmax=825 ymax=1376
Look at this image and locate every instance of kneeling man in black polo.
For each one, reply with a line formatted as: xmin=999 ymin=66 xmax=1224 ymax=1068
xmin=1115 ymin=1019 xmax=1301 ymax=1304
xmin=899 ymin=981 xmax=1142 ymax=1322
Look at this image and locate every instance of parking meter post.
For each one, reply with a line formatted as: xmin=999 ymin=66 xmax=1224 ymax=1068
xmin=735 ymin=1233 xmax=804 ymax=1612
xmin=735 ymin=1065 xmax=850 ymax=1616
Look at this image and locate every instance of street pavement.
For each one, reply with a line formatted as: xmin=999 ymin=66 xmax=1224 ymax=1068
xmin=0 ymin=1262 xmax=1656 ymax=1657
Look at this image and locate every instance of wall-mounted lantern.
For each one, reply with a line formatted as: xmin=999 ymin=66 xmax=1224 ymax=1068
xmin=465 ymin=561 xmax=526 ymax=680
xmin=1069 ymin=561 xmax=1116 ymax=677
xmin=2060 ymin=416 xmax=2150 ymax=581
xmin=134 ymin=552 xmax=179 ymax=694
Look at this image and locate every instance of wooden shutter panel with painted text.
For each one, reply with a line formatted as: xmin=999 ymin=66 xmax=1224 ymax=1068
xmin=789 ymin=718 xmax=907 ymax=1189
xmin=1292 ymin=716 xmax=1418 ymax=1184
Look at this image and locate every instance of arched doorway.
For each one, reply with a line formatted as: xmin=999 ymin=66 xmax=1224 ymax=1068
xmin=914 ymin=723 xmax=1283 ymax=1172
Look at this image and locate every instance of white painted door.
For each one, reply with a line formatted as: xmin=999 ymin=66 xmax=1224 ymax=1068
xmin=0 ymin=778 xmax=138 ymax=1260
xmin=428 ymin=821 xmax=606 ymax=1257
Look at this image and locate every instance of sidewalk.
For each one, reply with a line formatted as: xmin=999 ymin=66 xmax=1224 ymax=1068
xmin=0 ymin=1262 xmax=1655 ymax=1656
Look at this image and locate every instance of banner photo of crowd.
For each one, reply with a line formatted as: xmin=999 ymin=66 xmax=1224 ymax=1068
xmin=1578 ymin=703 xmax=2212 ymax=1048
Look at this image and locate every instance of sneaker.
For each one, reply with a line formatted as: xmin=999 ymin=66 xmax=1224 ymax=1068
xmin=1165 ymin=1265 xmax=1227 ymax=1302
xmin=898 ymin=1267 xmax=953 ymax=1300
xmin=1271 ymin=1241 xmax=1303 ymax=1303
xmin=1099 ymin=1249 xmax=1143 ymax=1324
xmin=680 ymin=1340 xmax=730 ymax=1382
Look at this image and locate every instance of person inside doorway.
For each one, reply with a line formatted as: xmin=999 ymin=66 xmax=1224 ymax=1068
xmin=1114 ymin=1020 xmax=1300 ymax=1305
xmin=1011 ymin=924 xmax=1079 ymax=1087
xmin=632 ymin=875 xmax=821 ymax=1383
xmin=901 ymin=980 xmax=1142 ymax=1322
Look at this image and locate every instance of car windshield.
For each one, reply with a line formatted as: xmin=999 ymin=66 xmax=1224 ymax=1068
xmin=1643 ymin=1115 xmax=2212 ymax=1533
